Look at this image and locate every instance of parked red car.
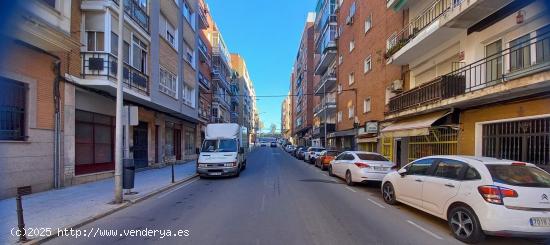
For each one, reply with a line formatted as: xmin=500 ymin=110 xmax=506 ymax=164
xmin=315 ymin=150 xmax=340 ymax=170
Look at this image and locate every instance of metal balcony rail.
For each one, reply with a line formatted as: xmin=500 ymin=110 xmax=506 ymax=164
xmin=112 ymin=0 xmax=149 ymax=33
xmin=81 ymin=52 xmax=150 ymax=95
xmin=315 ymin=0 xmax=337 ymax=32
xmin=315 ymin=72 xmax=337 ymax=93
xmin=314 ymin=96 xmax=337 ymax=114
xmin=388 ymin=31 xmax=550 ymax=113
xmin=317 ymin=24 xmax=338 ymax=54
xmin=386 ymin=0 xmax=463 ymax=57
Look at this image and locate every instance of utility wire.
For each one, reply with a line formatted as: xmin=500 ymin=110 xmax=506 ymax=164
xmin=202 ymin=88 xmax=355 ymax=98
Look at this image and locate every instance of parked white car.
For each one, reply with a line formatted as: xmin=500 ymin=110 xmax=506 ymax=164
xmin=381 ymin=155 xmax=550 ymax=243
xmin=329 ymin=151 xmax=395 ymax=185
xmin=304 ymin=147 xmax=325 ymax=163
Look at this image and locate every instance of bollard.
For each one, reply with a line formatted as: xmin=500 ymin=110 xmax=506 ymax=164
xmin=171 ymin=163 xmax=175 ymax=183
xmin=16 ymin=195 xmax=27 ymax=242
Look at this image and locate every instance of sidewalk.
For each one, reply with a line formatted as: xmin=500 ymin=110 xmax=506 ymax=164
xmin=0 ymin=161 xmax=198 ymax=244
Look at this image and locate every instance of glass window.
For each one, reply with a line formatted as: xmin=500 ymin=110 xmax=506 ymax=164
xmin=364 ymin=56 xmax=371 ymax=73
xmin=487 ymin=164 xmax=550 ymax=188
xmin=0 ymin=77 xmax=26 ymax=141
xmin=123 ymin=41 xmax=130 ymax=64
xmin=485 ymin=40 xmax=502 ymax=82
xmin=348 ymin=72 xmax=354 ymax=85
xmin=335 ymin=153 xmax=347 ymax=160
xmin=464 ymin=167 xmax=481 ymax=180
xmin=406 ymin=159 xmax=434 ymax=175
xmin=159 ymin=68 xmax=177 ymax=98
xmin=364 ymin=14 xmax=372 ymax=33
xmin=509 ymin=34 xmax=531 ymax=71
xmin=201 ymin=139 xmax=237 ymax=152
xmin=433 ymin=160 xmax=466 ymax=180
xmin=363 ymin=98 xmax=371 ymax=113
xmin=111 ymin=32 xmax=118 ymax=56
xmin=132 ymin=35 xmax=147 ymax=73
xmin=536 ymin=25 xmax=550 ymax=64
xmin=357 ymin=153 xmax=389 ymax=161
xmin=87 ymin=31 xmax=104 ymax=51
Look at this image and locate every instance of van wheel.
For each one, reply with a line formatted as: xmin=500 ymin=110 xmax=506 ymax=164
xmin=448 ymin=205 xmax=485 ymax=244
xmin=345 ymin=171 xmax=354 ymax=186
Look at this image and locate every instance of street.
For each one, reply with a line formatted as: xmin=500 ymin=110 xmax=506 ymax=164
xmin=48 ymin=147 xmax=547 ymax=245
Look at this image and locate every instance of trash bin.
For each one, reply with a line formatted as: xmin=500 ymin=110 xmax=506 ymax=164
xmin=123 ymin=158 xmax=135 ymax=189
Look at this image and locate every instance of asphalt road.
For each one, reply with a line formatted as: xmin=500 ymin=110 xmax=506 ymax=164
xmin=48 ymin=147 xmax=548 ymax=245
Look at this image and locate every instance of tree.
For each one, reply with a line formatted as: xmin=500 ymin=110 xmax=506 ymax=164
xmin=270 ymin=123 xmax=277 ymax=135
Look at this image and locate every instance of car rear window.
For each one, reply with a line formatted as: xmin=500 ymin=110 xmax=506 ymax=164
xmin=326 ymin=151 xmax=340 ymax=156
xmin=356 ymin=154 xmax=389 ymax=161
xmin=486 ymin=165 xmax=550 ymax=188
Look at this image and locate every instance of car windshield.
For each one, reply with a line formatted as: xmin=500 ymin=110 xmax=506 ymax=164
xmin=201 ymin=139 xmax=238 ymax=153
xmin=486 ymin=164 xmax=550 ymax=188
xmin=356 ymin=153 xmax=389 ymax=161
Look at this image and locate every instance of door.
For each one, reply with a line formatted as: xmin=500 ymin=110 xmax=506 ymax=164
xmin=395 ymin=139 xmax=403 ymax=167
xmin=422 ymin=159 xmax=465 ymax=215
xmin=397 ymin=158 xmax=435 ymax=208
xmin=133 ymin=122 xmax=148 ymax=168
xmin=485 ymin=40 xmax=502 ymax=84
xmin=174 ymin=128 xmax=182 ymax=161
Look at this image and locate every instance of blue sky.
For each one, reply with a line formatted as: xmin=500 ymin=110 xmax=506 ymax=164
xmin=208 ymin=0 xmax=317 ymax=132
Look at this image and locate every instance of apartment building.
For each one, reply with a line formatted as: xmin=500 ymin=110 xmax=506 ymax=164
xmin=331 ymin=0 xmax=403 ymax=152
xmin=281 ymin=92 xmax=293 ymax=142
xmin=0 ymin=0 xmax=81 ymax=198
xmin=197 ymin=0 xmax=212 ymax=142
xmin=231 ymin=54 xmax=254 ymax=133
xmin=313 ymin=0 xmax=338 ymax=148
xmin=207 ymin=24 xmax=232 ymax=123
xmin=382 ymin=0 xmax=550 ymax=169
xmin=292 ymin=13 xmax=317 ymax=147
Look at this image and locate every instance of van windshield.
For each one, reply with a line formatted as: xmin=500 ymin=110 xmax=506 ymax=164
xmin=202 ymin=139 xmax=237 ymax=153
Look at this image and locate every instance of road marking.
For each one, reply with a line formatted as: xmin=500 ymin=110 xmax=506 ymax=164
xmin=406 ymin=220 xmax=443 ymax=240
xmin=367 ymin=198 xmax=386 ymax=209
xmin=260 ymin=194 xmax=266 ymax=212
xmin=156 ymin=179 xmax=199 ymax=199
xmin=345 ymin=186 xmax=357 ymax=193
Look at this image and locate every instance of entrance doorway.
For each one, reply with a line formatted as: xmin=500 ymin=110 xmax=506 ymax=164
xmin=133 ymin=122 xmax=148 ymax=168
xmin=174 ymin=128 xmax=182 ymax=161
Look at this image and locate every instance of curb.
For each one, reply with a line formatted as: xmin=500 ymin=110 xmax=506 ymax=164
xmin=26 ymin=173 xmax=199 ymax=245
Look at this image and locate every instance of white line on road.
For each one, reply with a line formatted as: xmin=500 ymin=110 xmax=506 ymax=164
xmin=260 ymin=194 xmax=266 ymax=212
xmin=156 ymin=179 xmax=199 ymax=199
xmin=406 ymin=220 xmax=443 ymax=240
xmin=367 ymin=198 xmax=386 ymax=209
xmin=345 ymin=186 xmax=357 ymax=193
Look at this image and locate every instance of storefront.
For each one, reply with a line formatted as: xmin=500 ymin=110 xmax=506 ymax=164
xmin=75 ymin=110 xmax=115 ymax=175
xmin=327 ymin=129 xmax=356 ymax=151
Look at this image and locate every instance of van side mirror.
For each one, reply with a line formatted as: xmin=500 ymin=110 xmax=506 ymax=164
xmin=195 ymin=148 xmax=200 ymax=154
xmin=239 ymin=147 xmax=245 ymax=154
xmin=397 ymin=168 xmax=407 ymax=176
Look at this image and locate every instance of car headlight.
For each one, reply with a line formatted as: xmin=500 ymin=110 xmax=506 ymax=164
xmin=198 ymin=164 xmax=207 ymax=168
xmin=223 ymin=162 xmax=237 ymax=167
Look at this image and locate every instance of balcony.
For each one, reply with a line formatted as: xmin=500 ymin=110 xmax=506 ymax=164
xmin=198 ymin=38 xmax=212 ymax=67
xmin=81 ymin=52 xmax=149 ymax=96
xmin=315 ymin=0 xmax=337 ymax=32
xmin=212 ymin=68 xmax=230 ymax=90
xmin=111 ymin=0 xmax=149 ymax=33
xmin=314 ymin=24 xmax=338 ymax=75
xmin=314 ymin=96 xmax=337 ymax=117
xmin=198 ymin=72 xmax=210 ymax=90
xmin=213 ymin=93 xmax=230 ymax=109
xmin=386 ymin=0 xmax=512 ymax=65
xmin=387 ymin=32 xmax=550 ymax=117
xmin=197 ymin=6 xmax=209 ymax=29
xmin=313 ymin=123 xmax=336 ymax=137
xmin=314 ymin=72 xmax=337 ymax=95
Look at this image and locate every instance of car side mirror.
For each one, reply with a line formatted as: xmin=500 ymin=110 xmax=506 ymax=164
xmin=239 ymin=147 xmax=245 ymax=154
xmin=397 ymin=168 xmax=407 ymax=176
xmin=195 ymin=148 xmax=200 ymax=154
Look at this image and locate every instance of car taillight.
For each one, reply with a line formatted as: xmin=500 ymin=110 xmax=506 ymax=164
xmin=354 ymin=162 xmax=370 ymax=168
xmin=511 ymin=162 xmax=526 ymax=166
xmin=477 ymin=185 xmax=518 ymax=205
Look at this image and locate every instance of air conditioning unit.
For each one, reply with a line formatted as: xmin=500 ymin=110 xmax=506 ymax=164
xmin=346 ymin=15 xmax=354 ymax=25
xmin=391 ymin=80 xmax=403 ymax=92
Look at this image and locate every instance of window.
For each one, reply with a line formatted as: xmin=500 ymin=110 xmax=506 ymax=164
xmin=349 ymin=2 xmax=356 ymax=17
xmin=348 ymin=72 xmax=354 ymax=85
xmin=536 ymin=25 xmax=550 ymax=64
xmin=337 ymin=111 xmax=342 ymax=122
xmin=185 ymin=129 xmax=195 ymax=155
xmin=464 ymin=167 xmax=481 ymax=180
xmin=123 ymin=41 xmax=130 ymax=64
xmin=357 ymin=153 xmax=389 ymax=161
xmin=485 ymin=40 xmax=502 ymax=82
xmin=132 ymin=35 xmax=147 ymax=73
xmin=349 ymin=40 xmax=355 ymax=52
xmin=87 ymin=31 xmax=104 ymax=51
xmin=348 ymin=105 xmax=354 ymax=119
xmin=364 ymin=56 xmax=372 ymax=73
xmin=486 ymin=164 xmax=550 ymax=188
xmin=185 ymin=46 xmax=195 ymax=68
xmin=0 ymin=77 xmax=26 ymax=141
xmin=111 ymin=32 xmax=118 ymax=56
xmin=509 ymin=34 xmax=531 ymax=71
xmin=182 ymin=1 xmax=195 ymax=29
xmin=183 ymin=84 xmax=196 ymax=107
xmin=75 ymin=110 xmax=114 ymax=175
xmin=364 ymin=14 xmax=372 ymax=33
xmin=159 ymin=68 xmax=177 ymax=98
xmin=363 ymin=97 xmax=371 ymax=113
xmin=160 ymin=15 xmax=177 ymax=48
xmin=433 ymin=159 xmax=466 ymax=180
xmin=337 ymin=84 xmax=342 ymax=93
xmin=406 ymin=159 xmax=434 ymax=175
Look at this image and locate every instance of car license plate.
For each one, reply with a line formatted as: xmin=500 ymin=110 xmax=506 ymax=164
xmin=209 ymin=172 xmax=222 ymax=176
xmin=373 ymin=167 xmax=388 ymax=171
xmin=530 ymin=217 xmax=550 ymax=227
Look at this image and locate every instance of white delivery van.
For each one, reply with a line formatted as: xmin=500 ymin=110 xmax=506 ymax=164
xmin=196 ymin=123 xmax=248 ymax=177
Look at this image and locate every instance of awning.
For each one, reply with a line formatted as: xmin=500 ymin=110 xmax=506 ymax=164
xmin=357 ymin=137 xmax=378 ymax=143
xmin=380 ymin=110 xmax=451 ymax=138
xmin=327 ymin=129 xmax=355 ymax=138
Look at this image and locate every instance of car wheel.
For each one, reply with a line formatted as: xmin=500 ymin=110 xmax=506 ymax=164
xmin=345 ymin=171 xmax=354 ymax=186
xmin=328 ymin=165 xmax=334 ymax=177
xmin=321 ymin=164 xmax=327 ymax=171
xmin=382 ymin=182 xmax=397 ymax=205
xmin=448 ymin=205 xmax=485 ymax=244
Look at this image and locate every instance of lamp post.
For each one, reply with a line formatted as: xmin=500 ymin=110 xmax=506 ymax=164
xmin=114 ymin=0 xmax=125 ymax=204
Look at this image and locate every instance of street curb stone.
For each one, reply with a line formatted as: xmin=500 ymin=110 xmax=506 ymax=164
xmin=24 ymin=173 xmax=199 ymax=245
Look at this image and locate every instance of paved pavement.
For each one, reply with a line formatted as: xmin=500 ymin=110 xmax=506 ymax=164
xmin=0 ymin=161 xmax=197 ymax=244
xmin=48 ymin=147 xmax=548 ymax=245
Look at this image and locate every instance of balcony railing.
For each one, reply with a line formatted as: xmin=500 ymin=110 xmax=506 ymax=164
xmin=112 ymin=0 xmax=149 ymax=33
xmin=315 ymin=0 xmax=337 ymax=32
xmin=314 ymin=96 xmax=337 ymax=115
xmin=317 ymin=24 xmax=338 ymax=55
xmin=198 ymin=38 xmax=211 ymax=66
xmin=386 ymin=0 xmax=461 ymax=58
xmin=388 ymin=31 xmax=550 ymax=113
xmin=314 ymin=72 xmax=337 ymax=94
xmin=81 ymin=52 xmax=149 ymax=95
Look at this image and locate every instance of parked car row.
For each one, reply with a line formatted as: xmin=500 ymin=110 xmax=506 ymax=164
xmin=282 ymin=145 xmax=550 ymax=244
